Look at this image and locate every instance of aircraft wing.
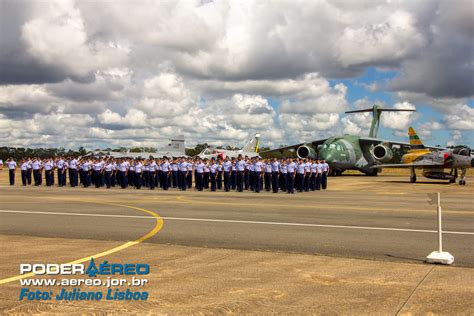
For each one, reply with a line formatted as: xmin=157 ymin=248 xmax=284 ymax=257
xmin=372 ymin=162 xmax=444 ymax=168
xmin=359 ymin=137 xmax=445 ymax=150
xmin=259 ymin=139 xmax=328 ymax=154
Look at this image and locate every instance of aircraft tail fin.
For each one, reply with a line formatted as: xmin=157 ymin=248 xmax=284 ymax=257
xmin=408 ymin=127 xmax=425 ymax=149
xmin=162 ymin=135 xmax=185 ymax=154
xmin=345 ymin=104 xmax=416 ymax=138
xmin=242 ymin=134 xmax=260 ymax=153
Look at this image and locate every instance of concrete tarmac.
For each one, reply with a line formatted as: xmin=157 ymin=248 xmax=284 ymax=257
xmin=0 ymin=173 xmax=473 ymax=313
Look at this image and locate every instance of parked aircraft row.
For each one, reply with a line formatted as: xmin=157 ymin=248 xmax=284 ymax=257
xmin=87 ymin=104 xmax=471 ymax=184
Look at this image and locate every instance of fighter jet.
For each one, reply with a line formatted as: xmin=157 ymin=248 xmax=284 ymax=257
xmin=198 ymin=134 xmax=260 ymax=159
xmin=373 ymin=128 xmax=473 ymax=185
xmin=89 ymin=135 xmax=186 ymax=159
xmin=261 ymin=104 xmax=421 ymax=176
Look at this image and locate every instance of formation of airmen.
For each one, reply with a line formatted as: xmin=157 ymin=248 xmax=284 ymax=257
xmin=4 ymin=155 xmax=330 ymax=193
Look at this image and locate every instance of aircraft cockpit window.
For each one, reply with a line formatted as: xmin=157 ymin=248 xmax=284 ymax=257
xmin=336 ymin=144 xmax=343 ymax=151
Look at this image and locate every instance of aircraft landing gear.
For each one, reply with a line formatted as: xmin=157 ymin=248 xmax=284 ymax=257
xmin=449 ymin=169 xmax=457 ymax=183
xmin=459 ymin=168 xmax=467 ymax=185
xmin=330 ymin=169 xmax=344 ymax=176
xmin=410 ymin=167 xmax=416 ymax=183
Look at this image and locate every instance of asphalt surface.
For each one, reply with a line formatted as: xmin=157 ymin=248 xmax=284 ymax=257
xmin=1 ymin=174 xmax=473 ymax=267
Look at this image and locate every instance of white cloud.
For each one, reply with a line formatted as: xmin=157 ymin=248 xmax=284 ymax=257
xmin=0 ymin=0 xmax=472 ymax=149
xmin=382 ymin=102 xmax=417 ymax=131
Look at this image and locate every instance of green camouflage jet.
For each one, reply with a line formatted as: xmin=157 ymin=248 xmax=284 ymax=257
xmin=262 ymin=104 xmax=419 ymax=176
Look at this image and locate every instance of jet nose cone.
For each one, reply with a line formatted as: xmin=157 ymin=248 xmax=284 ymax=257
xmin=320 ymin=151 xmax=334 ymax=163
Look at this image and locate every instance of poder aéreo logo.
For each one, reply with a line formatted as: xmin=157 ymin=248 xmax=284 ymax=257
xmin=20 ymin=258 xmax=150 ymax=276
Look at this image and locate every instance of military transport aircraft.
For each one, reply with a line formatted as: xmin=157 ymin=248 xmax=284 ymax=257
xmin=198 ymin=134 xmax=260 ymax=159
xmin=89 ymin=135 xmax=186 ymax=158
xmin=261 ymin=104 xmax=422 ymax=176
xmin=373 ymin=127 xmax=473 ymax=185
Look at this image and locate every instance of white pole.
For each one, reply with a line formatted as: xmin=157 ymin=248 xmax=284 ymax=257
xmin=426 ymin=191 xmax=454 ymax=264
xmin=437 ymin=192 xmax=442 ymax=253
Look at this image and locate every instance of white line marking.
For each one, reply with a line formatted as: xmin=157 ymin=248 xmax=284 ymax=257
xmin=1 ymin=209 xmax=473 ymax=236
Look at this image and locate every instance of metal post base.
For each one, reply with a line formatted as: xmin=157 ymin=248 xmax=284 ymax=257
xmin=426 ymin=251 xmax=454 ymax=265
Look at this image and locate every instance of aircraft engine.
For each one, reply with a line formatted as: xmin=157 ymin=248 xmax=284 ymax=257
xmin=372 ymin=144 xmax=393 ymax=163
xmin=452 ymin=146 xmax=471 ymax=156
xmin=296 ymin=145 xmax=317 ymax=159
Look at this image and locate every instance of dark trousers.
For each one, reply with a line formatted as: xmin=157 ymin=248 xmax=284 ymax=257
xmin=304 ymin=174 xmax=310 ymax=191
xmin=70 ymin=169 xmax=78 ymax=187
xmin=149 ymin=172 xmax=156 ymax=189
xmin=244 ymin=170 xmax=249 ymax=190
xmin=27 ymin=168 xmax=32 ymax=184
xmin=104 ymin=171 xmax=111 ymax=188
xmin=33 ymin=169 xmax=41 ymax=185
xmin=172 ymin=171 xmax=178 ymax=188
xmin=264 ymin=173 xmax=271 ymax=191
xmin=135 ymin=172 xmax=142 ymax=189
xmin=272 ymin=172 xmax=279 ymax=193
xmin=223 ymin=171 xmax=230 ymax=191
xmin=310 ymin=174 xmax=316 ymax=191
xmin=9 ymin=170 xmax=15 ymax=185
xmin=315 ymin=174 xmax=321 ymax=190
xmin=297 ymin=173 xmax=305 ymax=192
xmin=249 ymin=171 xmax=255 ymax=191
xmin=231 ymin=171 xmax=237 ymax=189
xmin=287 ymin=173 xmax=295 ymax=193
xmin=162 ymin=172 xmax=169 ymax=190
xmin=83 ymin=171 xmax=91 ymax=187
xmin=322 ymin=172 xmax=328 ymax=190
xmin=217 ymin=171 xmax=222 ymax=190
xmin=203 ymin=172 xmax=209 ymax=189
xmin=119 ymin=171 xmax=128 ymax=188
xmin=45 ymin=170 xmax=53 ymax=186
xmin=143 ymin=172 xmax=147 ymax=187
xmin=79 ymin=170 xmax=83 ymax=184
xmin=21 ymin=170 xmax=27 ymax=185
xmin=179 ymin=171 xmax=187 ymax=190
xmin=21 ymin=170 xmax=28 ymax=185
xmin=196 ymin=173 xmax=203 ymax=191
xmin=111 ymin=171 xmax=116 ymax=187
xmin=210 ymin=173 xmax=217 ymax=191
xmin=93 ymin=170 xmax=101 ymax=188
xmin=187 ymin=172 xmax=192 ymax=188
xmin=254 ymin=173 xmax=262 ymax=192
xmin=57 ymin=169 xmax=64 ymax=186
xmin=237 ymin=171 xmax=244 ymax=192
xmin=280 ymin=173 xmax=287 ymax=191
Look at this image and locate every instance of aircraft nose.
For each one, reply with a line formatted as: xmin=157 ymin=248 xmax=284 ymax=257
xmin=320 ymin=151 xmax=334 ymax=163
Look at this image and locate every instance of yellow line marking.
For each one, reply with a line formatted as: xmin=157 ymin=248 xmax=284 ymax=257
xmin=0 ymin=201 xmax=163 ymax=285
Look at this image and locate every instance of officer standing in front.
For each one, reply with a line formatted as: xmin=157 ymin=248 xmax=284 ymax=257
xmin=20 ymin=159 xmax=29 ymax=185
xmin=271 ymin=158 xmax=280 ymax=193
xmin=194 ymin=158 xmax=204 ymax=191
xmin=161 ymin=157 xmax=170 ymax=190
xmin=32 ymin=158 xmax=42 ymax=186
xmin=321 ymin=159 xmax=329 ymax=190
xmin=222 ymin=157 xmax=231 ymax=192
xmin=44 ymin=158 xmax=54 ymax=186
xmin=7 ymin=158 xmax=17 ymax=185
xmin=26 ymin=158 xmax=32 ymax=185
xmin=236 ymin=155 xmax=246 ymax=192
xmin=286 ymin=158 xmax=296 ymax=194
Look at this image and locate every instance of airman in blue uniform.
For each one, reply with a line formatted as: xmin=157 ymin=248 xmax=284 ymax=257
xmin=271 ymin=158 xmax=280 ymax=193
xmin=7 ymin=158 xmax=17 ymax=185
xmin=286 ymin=158 xmax=296 ymax=194
xmin=222 ymin=157 xmax=232 ymax=192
